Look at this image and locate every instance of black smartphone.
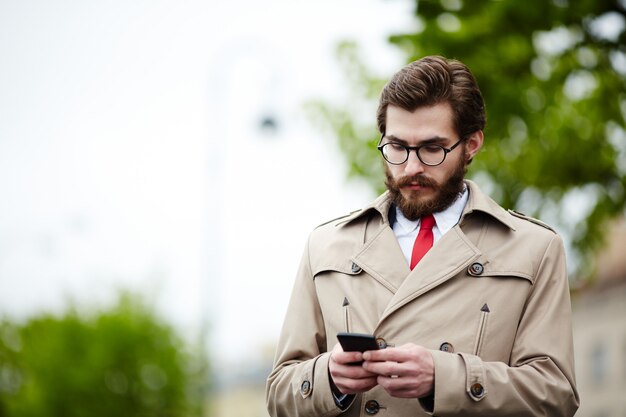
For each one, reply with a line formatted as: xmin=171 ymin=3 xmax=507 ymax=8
xmin=336 ymin=332 xmax=380 ymax=353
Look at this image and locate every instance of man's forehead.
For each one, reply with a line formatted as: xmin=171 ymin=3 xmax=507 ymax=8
xmin=385 ymin=103 xmax=457 ymax=141
xmin=385 ymin=102 xmax=454 ymax=119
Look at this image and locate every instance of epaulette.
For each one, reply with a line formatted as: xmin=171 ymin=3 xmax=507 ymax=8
xmin=314 ymin=209 xmax=362 ymax=229
xmin=507 ymin=209 xmax=555 ymax=233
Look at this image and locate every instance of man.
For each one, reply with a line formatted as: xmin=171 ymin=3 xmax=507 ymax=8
xmin=266 ymin=56 xmax=579 ymax=416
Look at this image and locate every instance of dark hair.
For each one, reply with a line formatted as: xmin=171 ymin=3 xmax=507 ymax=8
xmin=376 ymin=56 xmax=485 ymax=138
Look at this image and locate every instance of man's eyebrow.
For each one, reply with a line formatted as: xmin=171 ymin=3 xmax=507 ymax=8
xmin=383 ymin=134 xmax=409 ymax=145
xmin=384 ymin=135 xmax=450 ymax=145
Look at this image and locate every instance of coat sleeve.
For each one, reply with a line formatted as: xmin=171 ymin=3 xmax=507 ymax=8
xmin=422 ymin=233 xmax=580 ymax=416
xmin=265 ymin=237 xmax=346 ymax=417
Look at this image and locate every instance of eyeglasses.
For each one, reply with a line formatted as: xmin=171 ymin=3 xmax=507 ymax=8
xmin=377 ymin=136 xmax=465 ymax=166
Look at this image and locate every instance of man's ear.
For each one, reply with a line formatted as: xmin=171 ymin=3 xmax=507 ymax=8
xmin=466 ymin=130 xmax=484 ymax=160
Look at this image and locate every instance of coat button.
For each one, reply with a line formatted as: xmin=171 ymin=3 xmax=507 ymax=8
xmin=439 ymin=342 xmax=454 ymax=353
xmin=470 ymin=382 xmax=485 ymax=398
xmin=351 ymin=263 xmax=362 ymax=274
xmin=376 ymin=338 xmax=387 ymax=349
xmin=468 ymin=262 xmax=484 ymax=276
xmin=364 ymin=400 xmax=380 ymax=415
xmin=300 ymin=380 xmax=311 ymax=395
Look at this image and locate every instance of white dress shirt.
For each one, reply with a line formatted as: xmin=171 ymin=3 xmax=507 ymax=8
xmin=392 ymin=186 xmax=469 ymax=265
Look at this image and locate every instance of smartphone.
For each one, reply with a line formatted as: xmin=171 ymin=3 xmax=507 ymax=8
xmin=336 ymin=332 xmax=380 ymax=353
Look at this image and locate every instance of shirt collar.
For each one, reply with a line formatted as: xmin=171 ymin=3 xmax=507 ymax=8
xmin=393 ymin=185 xmax=469 ymax=234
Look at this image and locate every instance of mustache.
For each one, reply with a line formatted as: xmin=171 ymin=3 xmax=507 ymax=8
xmin=394 ymin=174 xmax=437 ymax=188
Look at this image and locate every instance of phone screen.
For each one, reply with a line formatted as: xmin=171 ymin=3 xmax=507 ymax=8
xmin=336 ymin=332 xmax=380 ymax=353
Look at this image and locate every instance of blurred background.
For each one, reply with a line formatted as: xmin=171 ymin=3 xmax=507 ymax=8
xmin=0 ymin=0 xmax=625 ymax=416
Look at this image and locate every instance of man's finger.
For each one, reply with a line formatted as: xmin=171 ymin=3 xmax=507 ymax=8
xmin=362 ymin=347 xmax=410 ymax=362
xmin=362 ymin=359 xmax=403 ymax=377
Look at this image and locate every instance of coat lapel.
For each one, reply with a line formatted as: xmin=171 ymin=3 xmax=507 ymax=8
xmin=351 ymin=223 xmax=410 ymax=294
xmin=339 ymin=181 xmax=514 ymax=325
xmin=378 ymin=225 xmax=481 ymax=322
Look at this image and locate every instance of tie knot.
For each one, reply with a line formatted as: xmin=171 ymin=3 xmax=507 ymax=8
xmin=420 ymin=215 xmax=435 ymax=230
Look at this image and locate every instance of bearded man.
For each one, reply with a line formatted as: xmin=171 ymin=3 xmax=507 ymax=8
xmin=266 ymin=56 xmax=579 ymax=417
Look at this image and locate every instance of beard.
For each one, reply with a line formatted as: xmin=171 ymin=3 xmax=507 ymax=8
xmin=385 ymin=154 xmax=467 ymax=221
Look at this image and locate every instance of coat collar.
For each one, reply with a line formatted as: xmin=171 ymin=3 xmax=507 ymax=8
xmin=335 ymin=191 xmax=394 ymax=227
xmin=461 ymin=180 xmax=516 ymax=231
xmin=338 ymin=179 xmax=515 ymax=231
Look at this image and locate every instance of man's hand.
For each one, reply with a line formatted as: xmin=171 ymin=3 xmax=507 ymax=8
xmin=328 ymin=343 xmax=378 ymax=395
xmin=362 ymin=343 xmax=434 ymax=399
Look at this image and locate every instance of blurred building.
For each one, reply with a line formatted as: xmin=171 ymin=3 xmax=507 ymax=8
xmin=211 ymin=355 xmax=271 ymax=417
xmin=572 ymin=219 xmax=626 ymax=417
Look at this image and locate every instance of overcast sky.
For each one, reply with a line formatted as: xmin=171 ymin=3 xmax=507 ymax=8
xmin=0 ymin=0 xmax=415 ymax=367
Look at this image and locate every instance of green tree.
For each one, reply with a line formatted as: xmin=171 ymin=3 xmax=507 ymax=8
xmin=308 ymin=0 xmax=626 ymax=280
xmin=0 ymin=293 xmax=209 ymax=417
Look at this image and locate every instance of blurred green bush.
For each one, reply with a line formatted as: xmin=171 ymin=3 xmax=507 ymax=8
xmin=0 ymin=293 xmax=209 ymax=417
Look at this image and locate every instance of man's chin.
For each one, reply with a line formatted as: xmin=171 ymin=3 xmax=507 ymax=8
xmin=400 ymin=187 xmax=433 ymax=200
xmin=396 ymin=194 xmax=438 ymax=220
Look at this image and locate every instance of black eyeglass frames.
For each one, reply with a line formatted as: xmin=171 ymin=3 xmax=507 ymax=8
xmin=377 ymin=136 xmax=465 ymax=166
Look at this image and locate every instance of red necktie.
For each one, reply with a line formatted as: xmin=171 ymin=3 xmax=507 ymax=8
xmin=410 ymin=215 xmax=435 ymax=270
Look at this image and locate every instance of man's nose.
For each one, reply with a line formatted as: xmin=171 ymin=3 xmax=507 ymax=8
xmin=404 ymin=151 xmax=426 ymax=175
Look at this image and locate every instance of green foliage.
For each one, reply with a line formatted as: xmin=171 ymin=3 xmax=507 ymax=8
xmin=0 ymin=293 xmax=209 ymax=417
xmin=308 ymin=0 xmax=626 ymax=280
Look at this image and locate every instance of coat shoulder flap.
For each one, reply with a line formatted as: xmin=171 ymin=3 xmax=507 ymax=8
xmin=313 ymin=209 xmax=362 ymax=229
xmin=507 ymin=210 xmax=555 ymax=233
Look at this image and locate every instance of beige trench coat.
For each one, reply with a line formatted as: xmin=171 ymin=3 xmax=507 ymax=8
xmin=266 ymin=181 xmax=579 ymax=417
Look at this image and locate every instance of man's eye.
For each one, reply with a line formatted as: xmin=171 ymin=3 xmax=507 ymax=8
xmin=421 ymin=145 xmax=442 ymax=154
xmin=388 ymin=143 xmax=405 ymax=151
